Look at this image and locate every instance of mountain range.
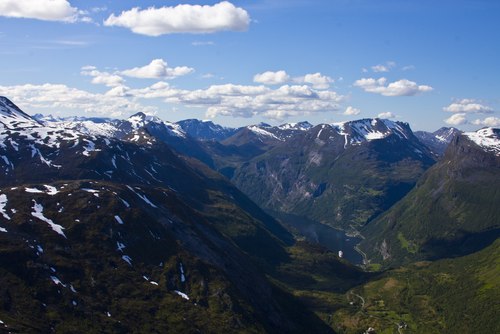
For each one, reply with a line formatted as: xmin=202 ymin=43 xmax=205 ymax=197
xmin=2 ymin=96 xmax=499 ymax=333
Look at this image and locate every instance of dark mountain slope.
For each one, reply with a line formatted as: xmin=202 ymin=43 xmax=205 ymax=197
xmin=359 ymin=128 xmax=500 ymax=267
xmin=176 ymin=118 xmax=238 ymax=141
xmin=0 ymin=97 xmax=374 ymax=332
xmin=414 ymin=127 xmax=461 ymax=156
xmin=230 ymin=119 xmax=435 ymax=232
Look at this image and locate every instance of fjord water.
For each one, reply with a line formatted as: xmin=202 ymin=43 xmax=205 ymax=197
xmin=273 ymin=212 xmax=364 ymax=265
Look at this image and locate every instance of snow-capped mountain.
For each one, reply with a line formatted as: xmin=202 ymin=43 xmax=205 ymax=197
xmin=228 ymin=118 xmax=435 ymax=231
xmin=414 ymin=127 xmax=462 ymax=156
xmin=464 ymin=127 xmax=500 ymax=156
xmin=328 ymin=118 xmax=416 ymax=148
xmin=0 ymin=96 xmax=42 ymax=129
xmin=360 ymin=125 xmax=500 ymax=267
xmin=1 ymin=96 xmax=332 ymax=332
xmin=176 ymin=119 xmax=238 ymax=141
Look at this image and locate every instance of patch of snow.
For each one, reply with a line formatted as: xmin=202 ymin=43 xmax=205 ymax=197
xmin=122 ymin=255 xmax=132 ymax=265
xmin=126 ymin=185 xmax=157 ymax=208
xmin=82 ymin=139 xmax=100 ymax=156
xmin=150 ymin=281 xmax=159 ymax=286
xmin=44 ymin=185 xmax=59 ymax=195
xmin=0 ymin=155 xmax=14 ymax=170
xmin=0 ymin=227 xmax=7 ymax=233
xmin=114 ymin=215 xmax=124 ymax=225
xmin=31 ymin=200 xmax=66 ymax=238
xmin=180 ymin=263 xmax=186 ymax=283
xmin=116 ymin=242 xmax=126 ymax=252
xmin=464 ymin=128 xmax=500 ymax=156
xmin=248 ymin=125 xmax=282 ymax=141
xmin=25 ymin=187 xmax=44 ymax=193
xmin=50 ymin=276 xmax=66 ymax=287
xmin=0 ymin=194 xmax=11 ymax=220
xmin=118 ymin=197 xmax=130 ymax=208
xmin=174 ymin=290 xmax=190 ymax=300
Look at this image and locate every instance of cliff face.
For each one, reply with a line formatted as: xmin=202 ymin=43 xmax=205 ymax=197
xmin=359 ymin=129 xmax=500 ymax=267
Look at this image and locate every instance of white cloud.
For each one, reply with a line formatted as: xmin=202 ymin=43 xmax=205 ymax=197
xmin=192 ymin=41 xmax=215 ymax=46
xmin=0 ymin=83 xmax=155 ymax=117
xmin=201 ymin=73 xmax=215 ymax=79
xmin=401 ymin=65 xmax=415 ymax=71
xmin=125 ymin=82 xmax=344 ymax=120
xmin=0 ymin=0 xmax=89 ymax=23
xmin=444 ymin=113 xmax=468 ymax=126
xmin=472 ymin=117 xmax=500 ymax=127
xmin=0 ymin=75 xmax=344 ymax=121
xmin=443 ymin=99 xmax=493 ymax=114
xmin=353 ymin=77 xmax=433 ymax=96
xmin=378 ymin=111 xmax=396 ymax=119
xmin=295 ymin=72 xmax=333 ymax=89
xmin=104 ymin=1 xmax=250 ymax=36
xmin=371 ymin=61 xmax=396 ymax=73
xmin=81 ymin=68 xmax=124 ymax=87
xmin=343 ymin=106 xmax=361 ymax=116
xmin=121 ymin=59 xmax=194 ymax=79
xmin=253 ymin=70 xmax=290 ymax=85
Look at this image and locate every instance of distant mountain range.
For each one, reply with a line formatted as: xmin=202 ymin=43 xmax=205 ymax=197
xmin=2 ymin=96 xmax=500 ymax=333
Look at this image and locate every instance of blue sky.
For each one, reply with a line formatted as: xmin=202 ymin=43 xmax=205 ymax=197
xmin=0 ymin=0 xmax=499 ymax=130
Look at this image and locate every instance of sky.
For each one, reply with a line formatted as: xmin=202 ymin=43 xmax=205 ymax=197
xmin=0 ymin=0 xmax=499 ymax=131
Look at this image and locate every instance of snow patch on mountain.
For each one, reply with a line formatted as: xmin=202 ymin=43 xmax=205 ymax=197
xmin=248 ymin=125 xmax=283 ymax=141
xmin=0 ymin=194 xmax=11 ymax=220
xmin=330 ymin=118 xmax=411 ymax=146
xmin=464 ymin=127 xmax=500 ymax=156
xmin=31 ymin=200 xmax=66 ymax=238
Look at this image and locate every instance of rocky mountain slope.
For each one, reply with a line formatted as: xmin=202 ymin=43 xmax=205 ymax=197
xmin=414 ymin=127 xmax=461 ymax=156
xmin=229 ymin=119 xmax=435 ymax=232
xmin=2 ymin=96 xmax=499 ymax=333
xmin=359 ymin=127 xmax=500 ymax=267
xmin=2 ymin=96 xmax=362 ymax=333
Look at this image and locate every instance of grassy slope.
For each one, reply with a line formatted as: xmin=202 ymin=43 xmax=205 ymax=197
xmin=359 ymin=136 xmax=500 ymax=267
xmin=331 ymin=238 xmax=500 ymax=333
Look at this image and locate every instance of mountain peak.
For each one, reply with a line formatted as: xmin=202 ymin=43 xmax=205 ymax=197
xmin=0 ymin=96 xmax=41 ymax=129
xmin=329 ymin=118 xmax=411 ymax=146
xmin=277 ymin=121 xmax=313 ymax=131
xmin=464 ymin=127 xmax=500 ymax=156
xmin=127 ymin=112 xmax=163 ymax=130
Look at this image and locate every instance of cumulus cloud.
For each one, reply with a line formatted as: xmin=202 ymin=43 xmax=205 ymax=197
xmin=121 ymin=59 xmax=194 ymax=79
xmin=444 ymin=113 xmax=468 ymax=126
xmin=1 ymin=74 xmax=344 ymax=121
xmin=443 ymin=99 xmax=494 ymax=114
xmin=0 ymin=0 xmax=89 ymax=23
xmin=81 ymin=67 xmax=125 ymax=87
xmin=353 ymin=77 xmax=433 ymax=96
xmin=343 ymin=106 xmax=361 ymax=116
xmin=472 ymin=117 xmax=500 ymax=127
xmin=371 ymin=61 xmax=396 ymax=73
xmin=122 ymin=82 xmax=344 ymax=120
xmin=378 ymin=111 xmax=396 ymax=119
xmin=0 ymin=83 xmax=156 ymax=117
xmin=295 ymin=72 xmax=333 ymax=89
xmin=254 ymin=71 xmax=333 ymax=89
xmin=104 ymin=1 xmax=250 ymax=36
xmin=253 ymin=70 xmax=290 ymax=85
